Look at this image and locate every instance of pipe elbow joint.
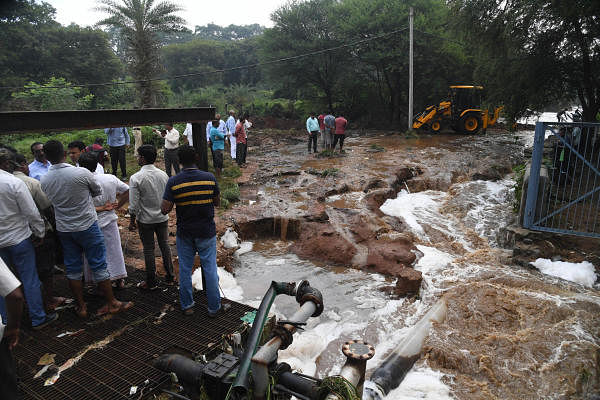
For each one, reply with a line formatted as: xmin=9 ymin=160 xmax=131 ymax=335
xmin=295 ymin=280 xmax=324 ymax=317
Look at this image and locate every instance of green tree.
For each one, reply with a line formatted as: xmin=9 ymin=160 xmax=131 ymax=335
xmin=193 ymin=23 xmax=264 ymax=41
xmin=11 ymin=77 xmax=94 ymax=110
xmin=96 ymin=0 xmax=185 ymax=107
xmin=334 ymin=0 xmax=470 ymax=125
xmin=450 ymin=0 xmax=600 ymax=122
xmin=161 ymin=38 xmax=261 ymax=92
xmin=260 ymin=0 xmax=347 ymax=113
xmin=0 ymin=1 xmax=122 ymax=110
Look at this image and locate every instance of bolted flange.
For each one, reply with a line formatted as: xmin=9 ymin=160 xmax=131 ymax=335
xmin=342 ymin=339 xmax=375 ymax=361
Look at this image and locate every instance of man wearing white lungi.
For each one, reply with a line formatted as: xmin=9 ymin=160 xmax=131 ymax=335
xmin=79 ymin=153 xmax=129 ymax=289
xmin=226 ymin=110 xmax=237 ymax=160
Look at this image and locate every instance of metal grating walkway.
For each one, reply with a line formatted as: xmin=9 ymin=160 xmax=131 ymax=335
xmin=13 ymin=268 xmax=254 ymax=400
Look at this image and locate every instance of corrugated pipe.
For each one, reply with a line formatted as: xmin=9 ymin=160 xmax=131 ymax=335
xmin=364 ymin=297 xmax=448 ymax=400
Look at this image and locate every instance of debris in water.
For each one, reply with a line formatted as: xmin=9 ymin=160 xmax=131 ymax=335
xmin=44 ymin=372 xmax=60 ymax=386
xmin=530 ymin=258 xmax=597 ymax=287
xmin=234 ymin=241 xmax=253 ymax=257
xmin=33 ymin=364 xmax=51 ymax=379
xmin=220 ymin=228 xmax=240 ymax=249
xmin=154 ymin=304 xmax=173 ymax=325
xmin=241 ymin=310 xmax=257 ymax=325
xmin=56 ymin=329 xmax=84 ymax=338
xmin=37 ymin=353 xmax=56 ymax=365
xmin=46 ymin=316 xmax=151 ymax=386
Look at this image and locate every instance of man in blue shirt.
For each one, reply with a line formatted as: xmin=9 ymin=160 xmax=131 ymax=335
xmin=105 ymin=127 xmax=130 ymax=180
xmin=209 ymin=120 xmax=225 ymax=179
xmin=161 ymin=145 xmax=221 ymax=316
xmin=306 ymin=113 xmax=320 ymax=154
xmin=28 ymin=142 xmax=51 ymax=181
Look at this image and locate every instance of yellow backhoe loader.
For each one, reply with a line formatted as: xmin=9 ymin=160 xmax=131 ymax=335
xmin=412 ymin=85 xmax=503 ymax=134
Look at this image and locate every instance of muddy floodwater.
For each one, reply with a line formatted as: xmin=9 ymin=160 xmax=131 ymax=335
xmin=206 ymin=129 xmax=599 ymax=399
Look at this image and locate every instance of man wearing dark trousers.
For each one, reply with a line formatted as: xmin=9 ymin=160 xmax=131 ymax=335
xmin=129 ymin=145 xmax=175 ymax=290
xmin=0 ymin=258 xmax=24 ymax=400
xmin=306 ymin=113 xmax=320 ymax=154
xmin=153 ymin=123 xmax=180 ymax=177
xmin=105 ymin=127 xmax=130 ymax=180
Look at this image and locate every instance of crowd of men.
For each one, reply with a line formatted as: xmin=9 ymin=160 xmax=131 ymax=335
xmin=0 ymin=122 xmax=230 ymax=395
xmin=306 ymin=113 xmax=348 ymax=154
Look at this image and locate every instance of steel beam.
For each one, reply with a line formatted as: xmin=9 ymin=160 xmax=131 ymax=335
xmin=0 ymin=108 xmax=215 ymax=134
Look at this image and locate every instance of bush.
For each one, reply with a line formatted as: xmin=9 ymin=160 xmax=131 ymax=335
xmin=222 ymin=185 xmax=240 ymax=202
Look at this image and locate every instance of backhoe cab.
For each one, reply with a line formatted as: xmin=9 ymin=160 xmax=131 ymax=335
xmin=412 ymin=85 xmax=503 ymax=134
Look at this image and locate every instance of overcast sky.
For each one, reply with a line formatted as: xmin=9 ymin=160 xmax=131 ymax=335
xmin=45 ymin=0 xmax=285 ymax=29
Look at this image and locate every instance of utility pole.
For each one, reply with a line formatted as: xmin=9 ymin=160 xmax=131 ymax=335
xmin=408 ymin=7 xmax=414 ymax=131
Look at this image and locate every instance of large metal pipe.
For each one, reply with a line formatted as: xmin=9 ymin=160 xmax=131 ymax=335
xmin=251 ymin=301 xmax=317 ymax=399
xmin=364 ymin=297 xmax=447 ymax=400
xmin=231 ymin=281 xmax=297 ymax=396
xmin=153 ymin=354 xmax=205 ymax=388
xmin=325 ymin=340 xmax=375 ymax=400
xmin=277 ymin=371 xmax=320 ymax=399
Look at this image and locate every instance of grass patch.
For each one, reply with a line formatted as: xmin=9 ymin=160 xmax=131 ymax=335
xmin=321 ymin=168 xmax=339 ymax=177
xmin=369 ymin=144 xmax=385 ymax=152
xmin=317 ymin=149 xmax=334 ymax=158
xmin=208 ymin=152 xmax=241 ymax=211
xmin=222 ymin=185 xmax=240 ymax=202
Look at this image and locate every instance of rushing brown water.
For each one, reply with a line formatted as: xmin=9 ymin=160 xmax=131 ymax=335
xmin=217 ymin=129 xmax=600 ymax=399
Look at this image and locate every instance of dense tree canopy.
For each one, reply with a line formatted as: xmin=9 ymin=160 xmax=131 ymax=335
xmin=0 ymin=0 xmax=121 ymax=109
xmin=450 ymin=0 xmax=600 ymax=122
xmin=1 ymin=0 xmax=598 ymax=126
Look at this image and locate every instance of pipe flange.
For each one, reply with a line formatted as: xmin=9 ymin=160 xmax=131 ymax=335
xmin=270 ymin=325 xmax=294 ymax=350
xmin=342 ymin=340 xmax=375 ymax=361
xmin=295 ymin=280 xmax=324 ymax=317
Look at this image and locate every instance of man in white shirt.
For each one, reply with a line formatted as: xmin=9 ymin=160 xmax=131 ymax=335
xmin=226 ymin=110 xmax=237 ymax=160
xmin=68 ymin=141 xmax=104 ymax=174
xmin=0 ymin=149 xmax=57 ymax=331
xmin=128 ymin=145 xmax=175 ymax=290
xmin=153 ymin=122 xmax=180 ymax=177
xmin=79 ymin=152 xmax=130 ymax=289
xmin=183 ymin=123 xmax=194 ymax=146
xmin=0 ymin=258 xmax=24 ymax=399
xmin=14 ymin=153 xmax=65 ymax=312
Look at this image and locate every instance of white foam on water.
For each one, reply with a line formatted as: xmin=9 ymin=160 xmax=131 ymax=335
xmin=220 ymin=228 xmax=240 ymax=249
xmin=234 ymin=241 xmax=254 ymax=257
xmin=530 ymin=258 xmax=597 ymax=287
xmin=278 ymin=320 xmax=367 ymax=377
xmin=451 ymin=179 xmax=515 ymax=245
xmin=380 ymin=190 xmax=446 ymax=238
xmin=265 ymin=259 xmax=286 ymax=266
xmin=385 ymin=365 xmax=453 ymax=400
xmin=192 ymin=267 xmax=244 ymax=302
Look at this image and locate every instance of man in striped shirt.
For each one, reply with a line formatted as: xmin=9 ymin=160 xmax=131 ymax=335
xmin=161 ymin=145 xmax=221 ymax=316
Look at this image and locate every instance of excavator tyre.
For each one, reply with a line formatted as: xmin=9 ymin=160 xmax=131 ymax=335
xmin=459 ymin=113 xmax=482 ymax=134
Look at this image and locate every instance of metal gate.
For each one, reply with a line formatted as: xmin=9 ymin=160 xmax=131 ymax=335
xmin=523 ymin=121 xmax=600 ymax=238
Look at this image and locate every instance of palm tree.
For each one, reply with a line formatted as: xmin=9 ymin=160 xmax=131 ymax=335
xmin=96 ymin=0 xmax=185 ymax=107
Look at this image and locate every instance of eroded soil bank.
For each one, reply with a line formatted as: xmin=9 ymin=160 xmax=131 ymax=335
xmin=117 ymin=127 xmax=600 ymax=399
